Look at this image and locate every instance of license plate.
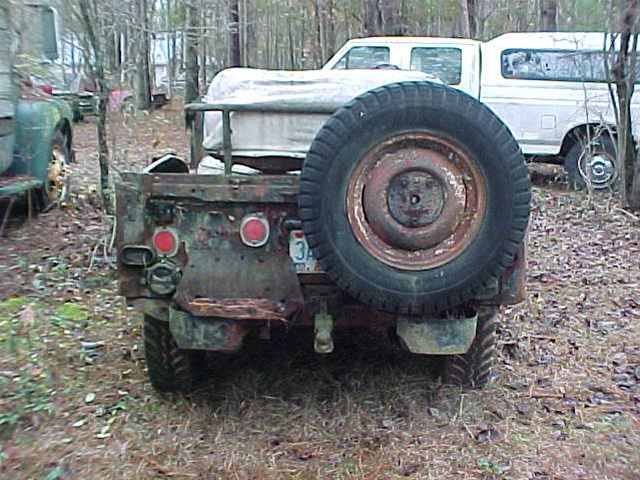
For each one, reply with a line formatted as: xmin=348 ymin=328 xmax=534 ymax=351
xmin=289 ymin=231 xmax=322 ymax=273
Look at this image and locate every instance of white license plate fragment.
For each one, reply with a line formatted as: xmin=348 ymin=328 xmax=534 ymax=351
xmin=289 ymin=230 xmax=322 ymax=273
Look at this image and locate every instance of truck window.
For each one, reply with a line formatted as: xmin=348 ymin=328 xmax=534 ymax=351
xmin=410 ymin=47 xmax=462 ymax=85
xmin=501 ymin=49 xmax=638 ymax=83
xmin=333 ymin=46 xmax=390 ymax=69
xmin=40 ymin=7 xmax=58 ymax=61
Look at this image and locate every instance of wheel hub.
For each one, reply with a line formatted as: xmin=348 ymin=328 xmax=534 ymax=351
xmin=387 ymin=170 xmax=445 ymax=227
xmin=347 ymin=132 xmax=486 ymax=270
xmin=588 ymin=154 xmax=615 ymax=186
xmin=48 ymin=146 xmax=68 ymax=200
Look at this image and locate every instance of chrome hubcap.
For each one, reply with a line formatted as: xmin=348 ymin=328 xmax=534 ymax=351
xmin=579 ymin=151 xmax=617 ymax=189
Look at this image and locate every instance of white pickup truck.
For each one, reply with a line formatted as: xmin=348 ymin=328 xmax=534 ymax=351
xmin=324 ymin=33 xmax=637 ymax=190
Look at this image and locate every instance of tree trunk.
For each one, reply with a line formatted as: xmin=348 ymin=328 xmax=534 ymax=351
xmin=229 ymin=0 xmax=241 ymax=66
xmin=185 ymin=0 xmax=200 ymax=104
xmin=379 ymin=0 xmax=396 ymax=35
xmin=613 ymin=0 xmax=640 ymax=209
xmin=134 ymin=0 xmax=152 ymax=110
xmin=166 ymin=0 xmax=174 ymax=99
xmin=468 ymin=0 xmax=477 ymax=37
xmin=460 ymin=0 xmax=477 ymax=37
xmin=78 ymin=0 xmax=112 ymax=215
xmin=363 ymin=0 xmax=380 ymax=36
xmin=200 ymin=0 xmax=208 ymax=87
xmin=539 ymin=0 xmax=557 ymax=31
xmin=460 ymin=0 xmax=470 ymax=37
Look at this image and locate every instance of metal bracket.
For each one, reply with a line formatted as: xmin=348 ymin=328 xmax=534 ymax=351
xmin=396 ymin=313 xmax=478 ymax=355
xmin=314 ymin=311 xmax=334 ymax=354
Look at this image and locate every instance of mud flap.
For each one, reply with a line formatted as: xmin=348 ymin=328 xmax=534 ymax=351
xmin=169 ymin=307 xmax=247 ymax=352
xmin=396 ymin=313 xmax=477 ymax=355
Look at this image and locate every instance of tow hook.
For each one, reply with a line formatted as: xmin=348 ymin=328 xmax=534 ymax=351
xmin=314 ymin=302 xmax=334 ymax=354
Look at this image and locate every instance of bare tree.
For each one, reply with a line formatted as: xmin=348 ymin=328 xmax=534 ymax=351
xmin=229 ymin=0 xmax=242 ymax=66
xmin=540 ymin=0 xmax=558 ymax=31
xmin=363 ymin=0 xmax=379 ymax=36
xmin=185 ymin=1 xmax=200 ymax=104
xmin=611 ymin=0 xmax=640 ymax=209
xmin=460 ymin=0 xmax=471 ymax=36
xmin=134 ymin=0 xmax=152 ymax=110
xmin=75 ymin=0 xmax=112 ymax=214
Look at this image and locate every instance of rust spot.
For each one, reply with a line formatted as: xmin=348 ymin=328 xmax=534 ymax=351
xmin=346 ymin=132 xmax=487 ymax=270
xmin=187 ymin=298 xmax=294 ymax=322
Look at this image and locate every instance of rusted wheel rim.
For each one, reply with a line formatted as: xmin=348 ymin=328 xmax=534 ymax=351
xmin=48 ymin=145 xmax=69 ymax=202
xmin=346 ymin=132 xmax=487 ymax=270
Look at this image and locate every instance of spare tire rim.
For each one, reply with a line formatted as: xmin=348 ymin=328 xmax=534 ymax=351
xmin=346 ymin=132 xmax=487 ymax=271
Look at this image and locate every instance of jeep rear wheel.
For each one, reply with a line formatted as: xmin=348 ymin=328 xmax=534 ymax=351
xmin=442 ymin=308 xmax=498 ymax=388
xmin=143 ymin=315 xmax=202 ymax=393
xmin=299 ymin=81 xmax=531 ymax=314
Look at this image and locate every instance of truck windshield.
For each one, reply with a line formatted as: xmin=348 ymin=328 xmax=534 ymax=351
xmin=410 ymin=47 xmax=462 ymax=85
xmin=333 ymin=46 xmax=390 ymax=69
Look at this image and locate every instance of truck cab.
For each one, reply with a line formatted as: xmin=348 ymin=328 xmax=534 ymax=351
xmin=324 ymin=33 xmax=629 ymax=190
xmin=0 ymin=1 xmax=73 ymax=205
xmin=322 ymin=37 xmax=481 ymax=99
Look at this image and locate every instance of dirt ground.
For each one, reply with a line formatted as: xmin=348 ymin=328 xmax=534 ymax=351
xmin=0 ymin=104 xmax=639 ymax=480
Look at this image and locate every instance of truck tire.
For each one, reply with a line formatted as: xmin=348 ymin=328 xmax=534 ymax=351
xmin=564 ymin=135 xmax=617 ymax=190
xmin=143 ymin=315 xmax=201 ymax=393
xmin=441 ymin=308 xmax=497 ymax=388
xmin=42 ymin=131 xmax=71 ymax=207
xmin=299 ymin=81 xmax=530 ymax=314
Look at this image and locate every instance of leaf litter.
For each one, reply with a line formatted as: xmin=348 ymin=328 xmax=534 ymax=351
xmin=0 ymin=104 xmax=638 ymax=479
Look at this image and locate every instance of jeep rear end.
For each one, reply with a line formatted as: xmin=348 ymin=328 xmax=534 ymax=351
xmin=116 ymin=80 xmax=530 ymax=393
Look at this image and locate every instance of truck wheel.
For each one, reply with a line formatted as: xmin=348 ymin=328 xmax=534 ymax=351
xmin=143 ymin=315 xmax=201 ymax=393
xmin=442 ymin=308 xmax=497 ymax=388
xmin=299 ymin=82 xmax=530 ymax=314
xmin=43 ymin=131 xmax=71 ymax=207
xmin=564 ymin=135 xmax=617 ymax=190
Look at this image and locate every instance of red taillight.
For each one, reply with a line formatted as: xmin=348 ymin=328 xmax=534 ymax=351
xmin=39 ymin=84 xmax=53 ymax=95
xmin=153 ymin=229 xmax=177 ymax=255
xmin=240 ymin=215 xmax=269 ymax=247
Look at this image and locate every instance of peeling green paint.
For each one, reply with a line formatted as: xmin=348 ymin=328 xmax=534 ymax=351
xmin=169 ymin=307 xmax=246 ymax=352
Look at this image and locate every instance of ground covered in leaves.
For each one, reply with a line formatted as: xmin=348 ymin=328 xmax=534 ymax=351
xmin=0 ymin=105 xmax=639 ymax=479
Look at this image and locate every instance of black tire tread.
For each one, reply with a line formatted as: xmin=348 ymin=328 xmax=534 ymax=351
xmin=442 ymin=309 xmax=498 ymax=388
xmin=143 ymin=315 xmax=199 ymax=393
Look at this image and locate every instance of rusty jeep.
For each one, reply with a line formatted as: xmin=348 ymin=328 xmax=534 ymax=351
xmin=115 ymin=74 xmax=531 ymax=392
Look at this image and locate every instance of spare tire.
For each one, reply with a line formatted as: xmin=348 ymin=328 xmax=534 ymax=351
xmin=299 ymin=81 xmax=531 ymax=314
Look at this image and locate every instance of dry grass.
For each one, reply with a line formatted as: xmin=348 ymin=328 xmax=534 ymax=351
xmin=0 ymin=106 xmax=638 ymax=479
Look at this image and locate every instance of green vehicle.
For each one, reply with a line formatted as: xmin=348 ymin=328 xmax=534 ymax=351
xmin=116 ymin=71 xmax=531 ymax=393
xmin=0 ymin=1 xmax=73 ymax=210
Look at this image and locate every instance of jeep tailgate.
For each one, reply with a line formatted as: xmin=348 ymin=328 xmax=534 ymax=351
xmin=116 ymin=172 xmax=304 ymax=320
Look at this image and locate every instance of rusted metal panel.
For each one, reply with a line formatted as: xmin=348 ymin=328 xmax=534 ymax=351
xmin=396 ymin=312 xmax=478 ymax=355
xmin=187 ymin=298 xmax=295 ymax=322
xmin=116 ymin=173 xmax=303 ymax=306
xmin=169 ymin=307 xmax=249 ymax=352
xmin=346 ymin=132 xmax=486 ymax=271
xmin=122 ymin=172 xmax=300 ymax=204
